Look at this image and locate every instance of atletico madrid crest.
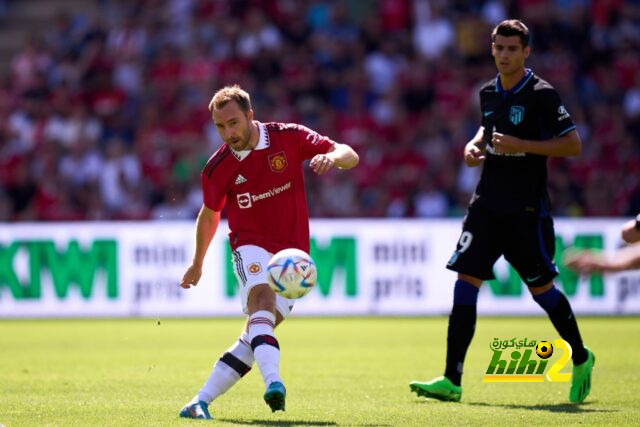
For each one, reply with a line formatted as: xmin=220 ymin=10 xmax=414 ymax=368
xmin=268 ymin=152 xmax=287 ymax=172
xmin=510 ymin=105 xmax=524 ymax=125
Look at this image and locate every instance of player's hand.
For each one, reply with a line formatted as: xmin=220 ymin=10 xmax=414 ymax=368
xmin=563 ymin=250 xmax=607 ymax=274
xmin=491 ymin=132 xmax=523 ymax=154
xmin=180 ymin=264 xmax=203 ymax=289
xmin=464 ymin=145 xmax=486 ymax=166
xmin=310 ymin=154 xmax=335 ymax=175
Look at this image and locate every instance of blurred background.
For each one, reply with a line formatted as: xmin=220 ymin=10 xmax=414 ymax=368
xmin=1 ymin=4 xmax=639 ymax=423
xmin=1 ymin=0 xmax=639 ymax=223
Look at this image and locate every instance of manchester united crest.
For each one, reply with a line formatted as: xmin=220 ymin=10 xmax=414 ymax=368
xmin=248 ymin=263 xmax=262 ymax=275
xmin=268 ymin=151 xmax=287 ymax=172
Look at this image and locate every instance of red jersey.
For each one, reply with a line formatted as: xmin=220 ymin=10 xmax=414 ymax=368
xmin=201 ymin=121 xmax=335 ymax=253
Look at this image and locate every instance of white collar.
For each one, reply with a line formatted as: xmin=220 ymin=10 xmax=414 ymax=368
xmin=230 ymin=121 xmax=270 ymax=161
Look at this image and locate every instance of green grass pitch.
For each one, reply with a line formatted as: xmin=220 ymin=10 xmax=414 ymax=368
xmin=1 ymin=317 xmax=639 ymax=426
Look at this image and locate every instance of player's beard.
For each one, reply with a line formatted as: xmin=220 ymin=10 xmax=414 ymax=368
xmin=228 ymin=118 xmax=253 ymax=151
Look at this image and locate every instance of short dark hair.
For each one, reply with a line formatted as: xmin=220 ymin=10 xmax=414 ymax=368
xmin=209 ymin=84 xmax=252 ymax=114
xmin=492 ymin=19 xmax=529 ymax=48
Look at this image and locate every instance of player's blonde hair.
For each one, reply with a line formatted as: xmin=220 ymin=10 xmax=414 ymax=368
xmin=208 ymin=85 xmax=252 ymax=114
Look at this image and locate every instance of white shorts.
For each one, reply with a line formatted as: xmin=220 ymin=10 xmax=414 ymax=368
xmin=231 ymin=244 xmax=294 ymax=318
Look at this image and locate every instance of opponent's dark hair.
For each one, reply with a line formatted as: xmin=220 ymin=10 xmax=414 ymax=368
xmin=492 ymin=19 xmax=529 ymax=48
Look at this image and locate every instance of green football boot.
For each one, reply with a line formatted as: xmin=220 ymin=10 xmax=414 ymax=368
xmin=410 ymin=376 xmax=462 ymax=402
xmin=569 ymin=346 xmax=595 ymax=403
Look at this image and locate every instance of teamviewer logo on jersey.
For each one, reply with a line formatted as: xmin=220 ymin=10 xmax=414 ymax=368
xmin=237 ymin=193 xmax=252 ymax=209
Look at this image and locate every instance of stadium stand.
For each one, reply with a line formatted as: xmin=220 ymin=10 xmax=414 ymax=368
xmin=0 ymin=0 xmax=639 ymax=221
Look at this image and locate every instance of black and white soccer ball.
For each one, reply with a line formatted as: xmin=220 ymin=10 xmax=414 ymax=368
xmin=536 ymin=341 xmax=554 ymax=359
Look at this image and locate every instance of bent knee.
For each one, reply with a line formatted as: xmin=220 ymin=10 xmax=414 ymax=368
xmin=247 ymin=283 xmax=276 ymax=310
xmin=458 ymin=274 xmax=483 ymax=288
xmin=527 ymin=281 xmax=553 ymax=295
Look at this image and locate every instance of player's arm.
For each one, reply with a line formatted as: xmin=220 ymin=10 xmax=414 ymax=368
xmin=463 ymin=126 xmax=487 ymax=167
xmin=310 ymin=143 xmax=359 ymax=175
xmin=491 ymin=129 xmax=581 ymax=157
xmin=622 ymin=215 xmax=640 ymax=244
xmin=180 ymin=205 xmax=221 ymax=289
xmin=564 ymin=245 xmax=640 ymax=273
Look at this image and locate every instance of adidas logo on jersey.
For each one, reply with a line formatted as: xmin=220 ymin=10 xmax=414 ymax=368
xmin=235 ymin=174 xmax=247 ymax=185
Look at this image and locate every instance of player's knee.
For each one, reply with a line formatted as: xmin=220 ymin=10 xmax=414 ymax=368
xmin=527 ymin=281 xmax=553 ymax=295
xmin=248 ymin=283 xmax=276 ymax=309
xmin=622 ymin=227 xmax=640 ymax=244
xmin=458 ymin=274 xmax=483 ymax=288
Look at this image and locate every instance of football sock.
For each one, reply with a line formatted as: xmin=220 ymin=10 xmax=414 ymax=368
xmin=533 ymin=285 xmax=588 ymax=365
xmin=198 ymin=331 xmax=254 ymax=403
xmin=444 ymin=280 xmax=479 ymax=386
xmin=248 ymin=310 xmax=282 ymax=387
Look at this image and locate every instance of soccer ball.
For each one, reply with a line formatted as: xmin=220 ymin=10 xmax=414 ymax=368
xmin=266 ymin=248 xmax=317 ymax=299
xmin=536 ymin=341 xmax=554 ymax=359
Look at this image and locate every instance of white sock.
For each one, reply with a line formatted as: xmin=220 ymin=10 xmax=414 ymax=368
xmin=197 ymin=331 xmax=254 ymax=403
xmin=248 ymin=310 xmax=281 ymax=387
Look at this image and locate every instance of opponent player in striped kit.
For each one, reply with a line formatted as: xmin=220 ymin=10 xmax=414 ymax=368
xmin=179 ymin=85 xmax=358 ymax=419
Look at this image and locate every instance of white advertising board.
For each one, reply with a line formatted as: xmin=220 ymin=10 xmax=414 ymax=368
xmin=0 ymin=219 xmax=638 ymax=317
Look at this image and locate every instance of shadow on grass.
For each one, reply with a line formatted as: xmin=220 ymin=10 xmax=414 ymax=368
xmin=467 ymin=401 xmax=617 ymax=414
xmin=219 ymin=419 xmax=338 ymax=426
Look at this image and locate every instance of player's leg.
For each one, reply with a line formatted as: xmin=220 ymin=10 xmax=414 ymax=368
xmin=249 ymin=296 xmax=291 ymax=412
xmin=180 ymin=245 xmax=288 ymax=418
xmin=410 ymin=206 xmax=501 ymax=401
xmin=529 ymin=282 xmax=595 ymax=402
xmin=246 ymin=284 xmax=285 ymax=408
xmin=179 ymin=247 xmax=260 ymax=420
xmin=198 ymin=330 xmax=254 ymax=403
xmin=180 ymin=330 xmax=254 ymax=419
xmin=528 ymin=281 xmax=589 ymax=365
xmin=507 ymin=213 xmax=594 ymax=403
xmin=444 ymin=273 xmax=482 ymax=387
xmin=180 ymin=311 xmax=288 ymax=419
xmin=236 ymin=244 xmax=291 ymax=412
xmin=410 ymin=273 xmax=482 ymax=402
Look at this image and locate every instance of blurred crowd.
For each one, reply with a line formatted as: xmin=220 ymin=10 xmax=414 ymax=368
xmin=1 ymin=0 xmax=639 ymax=221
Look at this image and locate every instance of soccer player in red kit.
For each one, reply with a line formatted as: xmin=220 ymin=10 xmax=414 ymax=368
xmin=178 ymin=85 xmax=359 ymax=419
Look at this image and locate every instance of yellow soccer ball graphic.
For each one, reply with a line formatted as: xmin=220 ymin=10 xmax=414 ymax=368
xmin=536 ymin=341 xmax=554 ymax=359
